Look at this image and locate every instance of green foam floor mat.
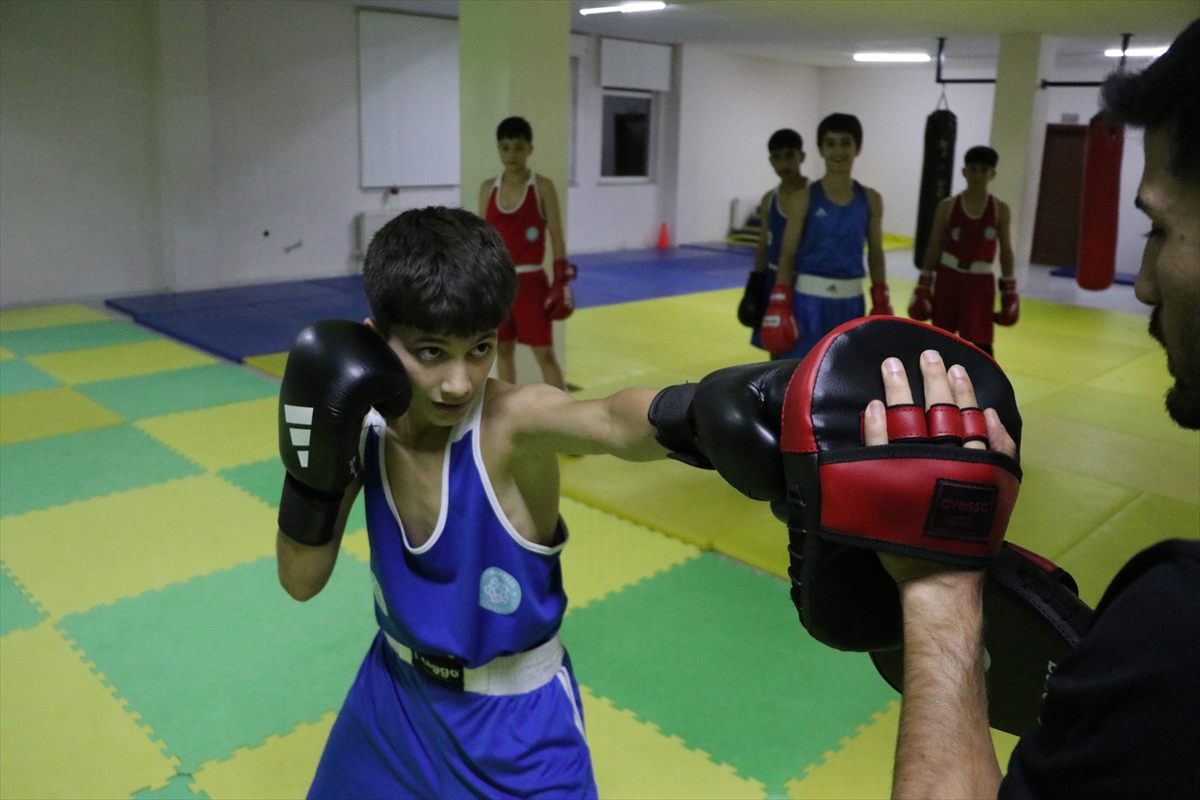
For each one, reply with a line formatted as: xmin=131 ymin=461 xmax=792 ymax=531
xmin=77 ymin=364 xmax=278 ymax=420
xmin=0 ymin=424 xmax=203 ymax=518
xmin=562 ymin=553 xmax=897 ymax=796
xmin=0 ymin=359 xmax=61 ymax=395
xmin=58 ymin=555 xmax=377 ymax=772
xmin=0 ymin=319 xmax=159 ymax=357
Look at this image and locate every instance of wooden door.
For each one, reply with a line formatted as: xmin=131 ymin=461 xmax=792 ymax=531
xmin=1031 ymin=124 xmax=1088 ymax=268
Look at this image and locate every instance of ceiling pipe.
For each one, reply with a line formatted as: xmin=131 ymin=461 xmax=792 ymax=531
xmin=935 ymin=37 xmax=996 ymax=85
xmin=1040 ymin=32 xmax=1131 ymax=89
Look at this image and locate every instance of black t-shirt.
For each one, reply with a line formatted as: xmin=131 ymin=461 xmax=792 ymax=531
xmin=1000 ymin=539 xmax=1200 ymax=798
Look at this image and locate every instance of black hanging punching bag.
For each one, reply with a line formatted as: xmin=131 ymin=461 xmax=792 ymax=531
xmin=913 ymin=105 xmax=957 ymax=268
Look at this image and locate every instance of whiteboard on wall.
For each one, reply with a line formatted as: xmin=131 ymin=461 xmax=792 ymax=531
xmin=359 ymin=10 xmax=459 ymax=188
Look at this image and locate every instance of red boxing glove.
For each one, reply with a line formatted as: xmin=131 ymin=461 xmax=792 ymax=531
xmin=544 ymin=281 xmax=575 ymax=320
xmin=869 ymin=282 xmax=893 ymax=316
xmin=907 ymin=271 xmax=935 ymax=321
xmin=760 ymin=284 xmax=799 ymax=355
xmin=552 ymin=257 xmax=578 ymax=283
xmin=995 ymin=277 xmax=1019 ymax=326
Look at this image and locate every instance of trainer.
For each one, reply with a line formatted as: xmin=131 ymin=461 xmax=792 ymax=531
xmin=883 ymin=20 xmax=1200 ymax=798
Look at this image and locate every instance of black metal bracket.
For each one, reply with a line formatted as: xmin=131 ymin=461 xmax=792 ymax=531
xmin=936 ymin=37 xmax=996 ymax=85
xmin=1040 ymin=33 xmax=1130 ymax=89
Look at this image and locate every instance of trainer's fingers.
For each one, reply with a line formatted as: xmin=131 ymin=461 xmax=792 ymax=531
xmin=881 ymin=358 xmax=914 ymax=406
xmin=920 ymin=350 xmax=954 ymax=408
xmin=985 ymin=408 xmax=1018 ymax=457
xmin=864 ymin=399 xmax=888 ymax=446
xmin=948 ymin=365 xmax=986 ymax=450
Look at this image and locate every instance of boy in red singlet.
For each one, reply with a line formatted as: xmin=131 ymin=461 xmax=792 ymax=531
xmin=909 ymin=146 xmax=1018 ymax=357
xmin=479 ymin=116 xmax=574 ymax=390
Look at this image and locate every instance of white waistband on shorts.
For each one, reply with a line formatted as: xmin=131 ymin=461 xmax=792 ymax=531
xmin=385 ymin=632 xmax=565 ymax=695
xmin=794 ymin=273 xmax=864 ymax=298
xmin=940 ymin=252 xmax=995 ymax=274
xmin=515 ymin=264 xmax=544 ymax=274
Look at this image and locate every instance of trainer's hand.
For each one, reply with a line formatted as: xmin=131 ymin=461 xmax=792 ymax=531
xmin=864 ymin=350 xmax=1016 ymax=585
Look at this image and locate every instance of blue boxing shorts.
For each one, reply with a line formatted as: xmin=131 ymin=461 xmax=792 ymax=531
xmin=308 ymin=631 xmax=597 ymax=800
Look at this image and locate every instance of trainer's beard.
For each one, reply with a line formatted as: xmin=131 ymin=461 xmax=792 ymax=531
xmin=1149 ymin=306 xmax=1200 ymax=430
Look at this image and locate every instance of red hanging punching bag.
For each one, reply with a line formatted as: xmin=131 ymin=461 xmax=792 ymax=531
xmin=1076 ymin=113 xmax=1124 ymax=290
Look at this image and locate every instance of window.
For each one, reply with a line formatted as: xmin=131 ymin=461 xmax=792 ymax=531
xmin=601 ymin=91 xmax=653 ymax=179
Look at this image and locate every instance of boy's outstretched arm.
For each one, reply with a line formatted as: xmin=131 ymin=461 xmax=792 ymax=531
xmin=504 ymin=383 xmax=665 ymax=462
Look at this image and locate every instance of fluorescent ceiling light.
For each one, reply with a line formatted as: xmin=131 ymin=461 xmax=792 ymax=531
xmin=579 ymin=1 xmax=666 ymax=15
xmin=1105 ymin=46 xmax=1168 ymax=58
xmin=854 ymin=52 xmax=931 ymax=63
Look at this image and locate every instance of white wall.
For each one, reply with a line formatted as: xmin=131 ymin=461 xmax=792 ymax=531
xmin=815 ymin=65 xmax=995 ymax=251
xmin=205 ymin=1 xmax=456 ymax=287
xmin=565 ymin=34 xmax=680 ymax=253
xmin=0 ymin=0 xmax=162 ymax=306
xmin=675 ymin=46 xmax=821 ymax=245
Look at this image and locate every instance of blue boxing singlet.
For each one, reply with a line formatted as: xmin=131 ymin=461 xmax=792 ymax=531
xmin=796 ymin=180 xmax=870 ymax=279
xmin=307 ymin=384 xmax=597 ymax=800
xmin=362 ymin=394 xmax=567 ymax=666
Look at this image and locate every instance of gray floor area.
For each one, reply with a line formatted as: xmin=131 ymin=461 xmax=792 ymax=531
xmin=884 ymin=250 xmax=1150 ymax=316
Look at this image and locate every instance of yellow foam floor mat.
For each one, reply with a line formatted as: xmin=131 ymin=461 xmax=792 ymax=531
xmin=0 ymin=303 xmax=112 ymax=333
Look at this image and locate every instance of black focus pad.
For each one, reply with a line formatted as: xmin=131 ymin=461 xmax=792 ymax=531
xmin=808 ymin=317 xmax=1021 ymax=454
xmin=870 ymin=542 xmax=1093 ymax=736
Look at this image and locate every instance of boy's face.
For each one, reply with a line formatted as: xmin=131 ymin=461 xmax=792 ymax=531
xmin=378 ymin=324 xmax=498 ymax=427
xmin=497 ymin=138 xmax=533 ymax=172
xmin=768 ymin=148 xmax=804 ymax=178
xmin=818 ymin=132 xmax=861 ymax=174
xmin=962 ymin=162 xmax=996 ymax=189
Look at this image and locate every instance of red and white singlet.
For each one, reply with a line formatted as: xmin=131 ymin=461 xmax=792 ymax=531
xmin=485 ymin=174 xmax=546 ymax=268
xmin=942 ymin=194 xmax=998 ymax=272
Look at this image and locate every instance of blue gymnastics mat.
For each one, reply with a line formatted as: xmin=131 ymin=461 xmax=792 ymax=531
xmin=1049 ymin=268 xmax=1137 ymax=286
xmin=105 ymin=247 xmax=753 ymax=363
xmin=106 ymin=276 xmax=371 ymax=362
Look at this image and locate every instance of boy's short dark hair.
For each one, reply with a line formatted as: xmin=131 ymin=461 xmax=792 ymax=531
xmin=496 ymin=116 xmax=533 ymax=143
xmin=964 ymin=146 xmax=999 ymax=169
xmin=363 ymin=207 xmax=517 ymax=338
xmin=768 ymin=128 xmax=804 ymax=153
xmin=817 ymin=113 xmax=863 ymax=149
xmin=1102 ymin=18 xmax=1199 ymax=187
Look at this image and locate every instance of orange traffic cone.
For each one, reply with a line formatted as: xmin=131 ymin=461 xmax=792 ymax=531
xmin=657 ymin=222 xmax=670 ymax=250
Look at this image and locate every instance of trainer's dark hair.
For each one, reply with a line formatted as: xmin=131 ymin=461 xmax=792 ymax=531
xmin=1102 ymin=18 xmax=1200 ymax=186
xmin=363 ymin=207 xmax=517 ymax=338
xmin=768 ymin=128 xmax=804 ymax=153
xmin=817 ymin=113 xmax=863 ymax=149
xmin=964 ymin=146 xmax=999 ymax=169
xmin=496 ymin=116 xmax=533 ymax=143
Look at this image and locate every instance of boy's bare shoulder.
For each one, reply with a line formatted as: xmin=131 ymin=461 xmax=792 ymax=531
xmin=483 ymin=379 xmax=571 ymax=430
xmin=534 ymin=173 xmax=560 ymax=196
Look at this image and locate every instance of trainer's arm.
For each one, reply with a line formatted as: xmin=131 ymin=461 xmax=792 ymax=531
xmin=775 ymin=186 xmax=811 ymax=288
xmin=997 ymin=201 xmax=1015 ymax=279
xmin=505 ymin=382 xmax=666 ymax=462
xmin=539 ymin=176 xmax=567 ymax=262
xmin=922 ymin=198 xmax=953 ymax=273
xmin=866 ymin=188 xmax=887 ymax=285
xmin=753 ymin=192 xmax=773 ymax=273
xmin=276 ymin=482 xmax=360 ymax=601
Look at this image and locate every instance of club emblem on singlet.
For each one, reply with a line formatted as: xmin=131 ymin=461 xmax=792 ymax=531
xmin=525 ymin=226 xmax=539 ymax=242
xmin=479 ymin=567 xmax=522 ymax=615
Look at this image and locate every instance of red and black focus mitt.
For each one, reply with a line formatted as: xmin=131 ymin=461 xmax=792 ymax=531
xmin=777 ymin=317 xmax=1092 ymax=734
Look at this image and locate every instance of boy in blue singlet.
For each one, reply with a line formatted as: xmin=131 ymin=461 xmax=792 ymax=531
xmin=275 ymin=208 xmax=671 ymax=799
xmin=740 ymin=128 xmax=809 ymax=355
xmin=760 ymin=113 xmax=893 ymax=360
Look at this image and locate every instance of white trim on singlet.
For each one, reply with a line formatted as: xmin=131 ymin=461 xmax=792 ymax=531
xmin=955 ymin=192 xmax=995 ymax=222
xmin=365 ymin=407 xmax=453 ymax=555
xmin=468 ymin=390 xmax=566 ymax=556
xmin=491 ymin=172 xmax=544 ymax=219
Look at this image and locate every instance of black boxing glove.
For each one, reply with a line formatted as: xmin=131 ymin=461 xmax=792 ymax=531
xmin=278 ymin=320 xmax=411 ymax=545
xmin=648 ymin=360 xmax=797 ymax=502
